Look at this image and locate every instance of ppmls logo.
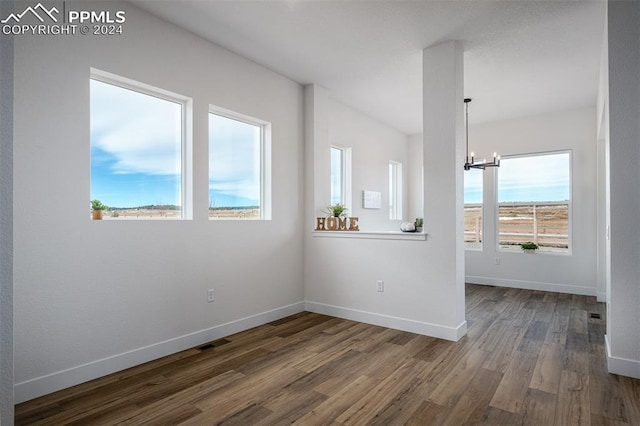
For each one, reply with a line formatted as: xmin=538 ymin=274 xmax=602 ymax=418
xmin=2 ymin=2 xmax=126 ymax=36
xmin=1 ymin=3 xmax=59 ymax=24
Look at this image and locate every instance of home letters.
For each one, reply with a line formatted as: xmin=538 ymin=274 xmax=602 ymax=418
xmin=315 ymin=217 xmax=359 ymax=231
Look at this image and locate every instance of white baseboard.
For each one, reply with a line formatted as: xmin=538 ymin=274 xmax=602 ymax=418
xmin=605 ymin=334 xmax=640 ymax=379
xmin=14 ymin=302 xmax=305 ymax=404
xmin=305 ymin=301 xmax=466 ymax=342
xmin=466 ymin=276 xmax=596 ymax=297
xmin=597 ymin=291 xmax=607 ymax=303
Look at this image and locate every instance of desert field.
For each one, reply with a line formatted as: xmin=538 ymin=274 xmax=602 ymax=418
xmin=98 ymin=207 xmax=181 ymax=219
xmin=465 ymin=203 xmax=569 ymax=252
xmin=93 ymin=206 xmax=260 ymax=219
xmin=208 ymin=208 xmax=260 ymax=219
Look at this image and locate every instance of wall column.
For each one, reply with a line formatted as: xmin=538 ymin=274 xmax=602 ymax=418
xmin=423 ymin=41 xmax=466 ymax=331
xmin=606 ymin=0 xmax=640 ymax=378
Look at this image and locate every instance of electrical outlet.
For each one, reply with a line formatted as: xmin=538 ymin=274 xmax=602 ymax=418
xmin=495 ymin=257 xmax=501 ymax=265
xmin=207 ymin=289 xmax=215 ymax=303
xmin=377 ymin=280 xmax=384 ymax=292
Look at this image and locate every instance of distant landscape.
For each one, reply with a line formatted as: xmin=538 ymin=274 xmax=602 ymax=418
xmin=95 ymin=205 xmax=260 ymax=219
xmin=209 ymin=206 xmax=260 ymax=219
xmin=465 ymin=203 xmax=569 ymax=252
xmin=97 ymin=205 xmax=181 ymax=219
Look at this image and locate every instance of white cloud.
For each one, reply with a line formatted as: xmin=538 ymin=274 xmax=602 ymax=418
xmin=499 ymin=153 xmax=570 ymax=190
xmin=208 ymin=113 xmax=261 ymax=200
xmin=90 ymin=79 xmax=182 ymax=176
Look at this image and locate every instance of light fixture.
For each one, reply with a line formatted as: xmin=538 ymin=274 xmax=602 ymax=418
xmin=464 ymin=98 xmax=500 ymax=171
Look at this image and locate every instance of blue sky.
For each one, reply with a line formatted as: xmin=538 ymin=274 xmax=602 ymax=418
xmin=208 ymin=113 xmax=261 ymax=208
xmin=464 ymin=152 xmax=570 ymax=204
xmin=92 ymin=79 xmax=567 ymax=210
xmin=90 ymin=79 xmax=182 ymax=208
xmin=464 ymin=168 xmax=483 ymax=204
xmin=91 ymin=80 xmax=261 ymax=209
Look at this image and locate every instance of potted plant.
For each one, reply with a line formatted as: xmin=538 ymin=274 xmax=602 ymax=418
xmin=91 ymin=199 xmax=108 ymax=220
xmin=324 ymin=203 xmax=348 ymax=218
xmin=322 ymin=203 xmax=348 ymax=230
xmin=521 ymin=242 xmax=539 ymax=253
xmin=414 ymin=218 xmax=424 ymax=232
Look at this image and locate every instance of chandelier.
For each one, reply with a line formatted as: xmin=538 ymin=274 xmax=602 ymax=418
xmin=464 ymin=98 xmax=500 ymax=171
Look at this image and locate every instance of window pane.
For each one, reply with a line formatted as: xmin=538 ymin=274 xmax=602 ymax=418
xmin=497 ymin=152 xmax=570 ymax=252
xmin=209 ymin=113 xmax=261 ymax=219
xmin=464 ymin=168 xmax=483 ymax=249
xmin=389 ymin=161 xmax=402 ymax=220
xmin=330 ymin=147 xmax=344 ymax=205
xmin=90 ymin=79 xmax=183 ymax=219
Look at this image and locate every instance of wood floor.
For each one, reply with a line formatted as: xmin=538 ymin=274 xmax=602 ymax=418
xmin=16 ymin=284 xmax=640 ymax=425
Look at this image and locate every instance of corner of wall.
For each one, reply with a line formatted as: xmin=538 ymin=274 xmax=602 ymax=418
xmin=15 ymin=302 xmax=305 ymax=404
xmin=605 ymin=334 xmax=640 ymax=379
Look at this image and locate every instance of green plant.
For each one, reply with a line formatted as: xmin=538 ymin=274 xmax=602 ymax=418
xmin=324 ymin=203 xmax=348 ymax=218
xmin=521 ymin=242 xmax=539 ymax=251
xmin=91 ymin=199 xmax=108 ymax=211
xmin=414 ymin=218 xmax=424 ymax=227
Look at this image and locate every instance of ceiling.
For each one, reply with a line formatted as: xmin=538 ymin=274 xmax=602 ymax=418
xmin=133 ymin=0 xmax=606 ymax=135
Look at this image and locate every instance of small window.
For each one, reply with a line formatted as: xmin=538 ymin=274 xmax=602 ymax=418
xmin=389 ymin=161 xmax=403 ymax=220
xmin=209 ymin=107 xmax=271 ymax=220
xmin=90 ymin=70 xmax=190 ymax=219
xmin=464 ymin=168 xmax=483 ymax=249
xmin=497 ymin=152 xmax=571 ymax=253
xmin=330 ymin=147 xmax=345 ymax=206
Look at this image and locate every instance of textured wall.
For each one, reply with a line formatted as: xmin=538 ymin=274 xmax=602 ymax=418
xmin=13 ymin=1 xmax=305 ymax=402
xmin=1 ymin=0 xmax=15 ymax=421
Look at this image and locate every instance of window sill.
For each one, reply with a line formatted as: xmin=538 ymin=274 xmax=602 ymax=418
xmin=312 ymin=230 xmax=427 ymax=241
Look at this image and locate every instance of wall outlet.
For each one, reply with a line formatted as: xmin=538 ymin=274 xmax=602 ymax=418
xmin=207 ymin=289 xmax=215 ymax=303
xmin=495 ymin=257 xmax=501 ymax=265
xmin=377 ymin=280 xmax=384 ymax=292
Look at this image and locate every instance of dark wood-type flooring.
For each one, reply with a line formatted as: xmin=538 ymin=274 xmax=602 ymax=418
xmin=16 ymin=284 xmax=640 ymax=425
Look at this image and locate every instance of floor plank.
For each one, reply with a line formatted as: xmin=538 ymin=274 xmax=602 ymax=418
xmin=15 ymin=284 xmax=640 ymax=425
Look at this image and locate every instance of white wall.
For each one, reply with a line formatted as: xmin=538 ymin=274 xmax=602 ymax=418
xmin=464 ymin=107 xmax=598 ymax=296
xmin=596 ymin=12 xmax=609 ymax=304
xmin=13 ymin=2 xmax=305 ymax=402
xmin=605 ymin=0 xmax=640 ymax=379
xmin=328 ymin=98 xmax=409 ymax=231
xmin=304 ymin=42 xmax=466 ymax=342
xmin=1 ymin=0 xmax=15 ymax=421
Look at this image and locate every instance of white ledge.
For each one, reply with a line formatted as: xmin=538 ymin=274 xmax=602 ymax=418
xmin=312 ymin=230 xmax=427 ymax=241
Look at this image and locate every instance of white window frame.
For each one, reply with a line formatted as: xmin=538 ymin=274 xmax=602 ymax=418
xmin=389 ymin=160 xmax=403 ymax=220
xmin=90 ymin=68 xmax=193 ymax=220
xmin=330 ymin=145 xmax=352 ymax=211
xmin=208 ymin=105 xmax=272 ymax=221
xmin=495 ymin=150 xmax=572 ymax=255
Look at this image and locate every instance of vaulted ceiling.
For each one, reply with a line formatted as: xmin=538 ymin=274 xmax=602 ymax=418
xmin=134 ymin=0 xmax=606 ymax=135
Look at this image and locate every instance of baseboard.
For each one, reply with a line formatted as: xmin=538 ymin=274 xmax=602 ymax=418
xmin=605 ymin=334 xmax=640 ymax=379
xmin=466 ymin=276 xmax=596 ymax=297
xmin=597 ymin=291 xmax=607 ymax=303
xmin=305 ymin=301 xmax=466 ymax=342
xmin=14 ymin=302 xmax=305 ymax=404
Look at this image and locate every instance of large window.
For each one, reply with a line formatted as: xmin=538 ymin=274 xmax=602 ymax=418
xmin=464 ymin=168 xmax=483 ymax=249
xmin=90 ymin=71 xmax=189 ymax=219
xmin=497 ymin=152 xmax=571 ymax=253
xmin=389 ymin=161 xmax=403 ymax=220
xmin=209 ymin=108 xmax=270 ymax=220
